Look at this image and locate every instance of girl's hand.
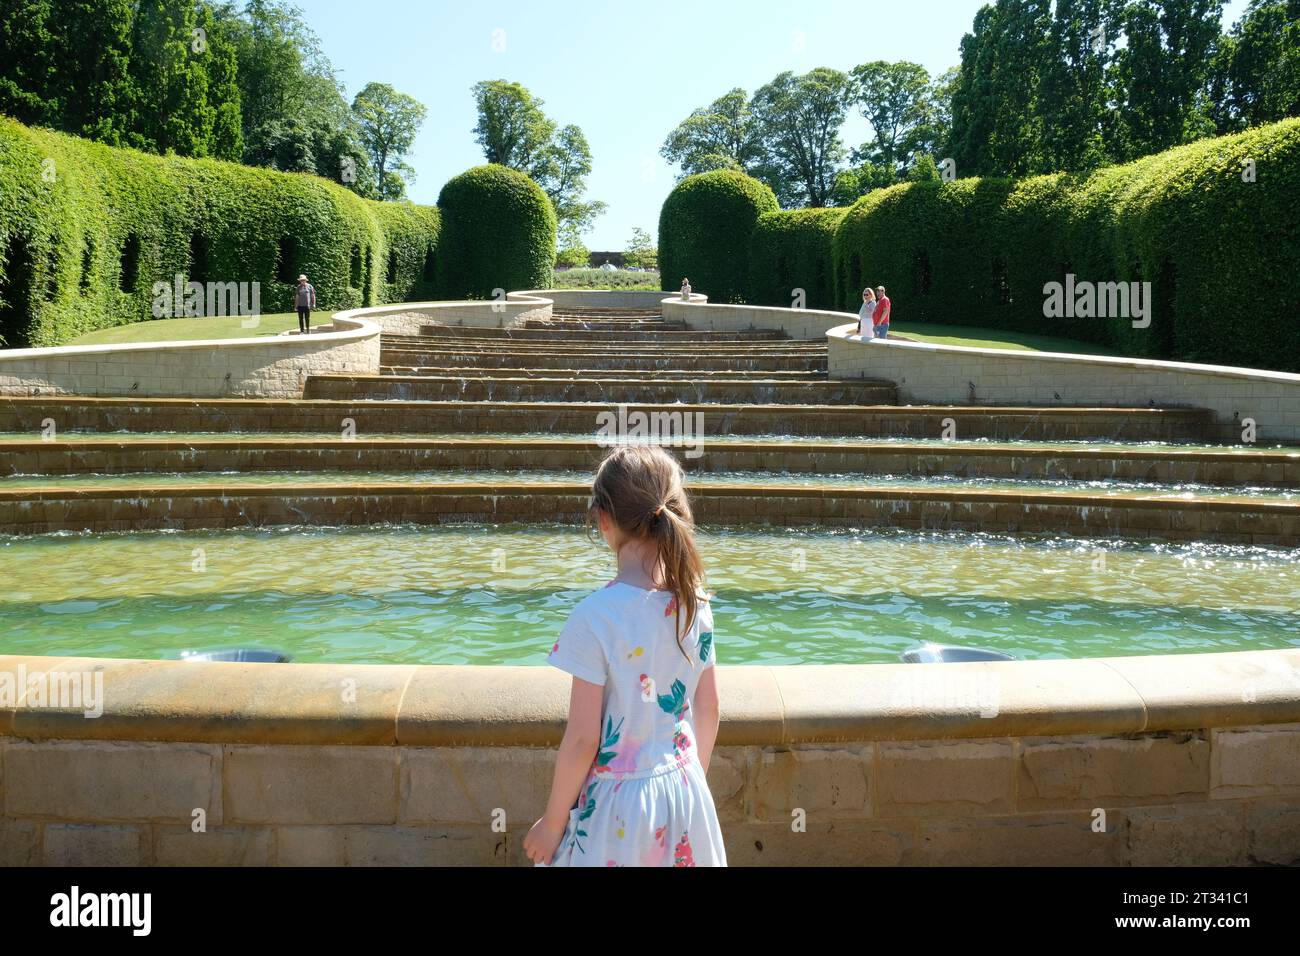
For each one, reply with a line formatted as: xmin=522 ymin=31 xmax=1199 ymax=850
xmin=523 ymin=814 xmax=567 ymax=865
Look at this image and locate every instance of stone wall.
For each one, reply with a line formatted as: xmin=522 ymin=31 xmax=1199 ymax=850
xmin=0 ymin=317 xmax=381 ymax=399
xmin=664 ymin=298 xmax=847 ymax=340
xmin=827 ymin=325 xmax=1300 ymax=444
xmin=2 ymin=651 xmax=1298 ymax=866
xmin=349 ymin=298 xmax=552 ymax=334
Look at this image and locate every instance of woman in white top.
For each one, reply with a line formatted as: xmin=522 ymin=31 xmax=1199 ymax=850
xmin=680 ymin=278 xmax=692 ymax=300
xmin=858 ymin=287 xmax=877 ymax=338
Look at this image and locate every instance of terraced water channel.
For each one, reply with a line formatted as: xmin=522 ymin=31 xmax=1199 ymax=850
xmin=2 ymin=305 xmax=1296 ymax=662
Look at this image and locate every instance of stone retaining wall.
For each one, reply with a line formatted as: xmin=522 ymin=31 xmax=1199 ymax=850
xmin=827 ymin=324 xmax=1300 ymax=445
xmin=2 ymin=652 xmax=1297 ymax=866
xmin=0 ymin=317 xmax=381 ymax=399
xmin=664 ymin=299 xmax=846 ymax=340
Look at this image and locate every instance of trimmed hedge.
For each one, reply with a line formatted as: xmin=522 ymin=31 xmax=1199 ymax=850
xmin=658 ymin=170 xmax=778 ymax=304
xmin=0 ymin=116 xmax=444 ymax=347
xmin=369 ymin=201 xmax=442 ymax=304
xmin=747 ymin=207 xmax=847 ymax=311
xmin=833 ymin=118 xmax=1300 ymax=371
xmin=435 ymin=164 xmax=556 ymax=299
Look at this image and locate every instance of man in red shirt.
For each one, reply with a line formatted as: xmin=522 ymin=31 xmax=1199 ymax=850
xmin=872 ymin=286 xmax=891 ymax=338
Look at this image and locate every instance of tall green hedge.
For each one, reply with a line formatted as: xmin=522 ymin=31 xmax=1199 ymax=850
xmin=748 ymin=207 xmax=847 ymax=311
xmin=658 ymin=170 xmax=779 ymax=304
xmin=434 ymin=164 xmax=556 ymax=299
xmin=0 ymin=116 xmax=442 ymax=347
xmin=833 ymin=118 xmax=1300 ymax=371
xmin=369 ymin=201 xmax=442 ymax=304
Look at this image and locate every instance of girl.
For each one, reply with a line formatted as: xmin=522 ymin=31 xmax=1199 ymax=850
xmin=858 ymin=287 xmax=877 ymax=338
xmin=523 ymin=444 xmax=726 ymax=867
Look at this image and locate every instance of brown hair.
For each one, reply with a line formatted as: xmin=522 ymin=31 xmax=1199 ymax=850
xmin=588 ymin=444 xmax=705 ymax=660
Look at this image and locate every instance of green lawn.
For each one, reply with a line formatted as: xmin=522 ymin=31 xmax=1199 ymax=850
xmin=66 ymin=311 xmax=337 ymax=346
xmin=888 ymin=322 xmax=1121 ymax=356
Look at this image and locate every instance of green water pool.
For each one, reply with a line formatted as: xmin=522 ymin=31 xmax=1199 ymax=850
xmin=2 ymin=524 xmax=1296 ymax=665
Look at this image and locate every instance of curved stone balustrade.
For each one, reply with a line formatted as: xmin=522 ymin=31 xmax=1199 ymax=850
xmin=0 ymin=315 xmax=382 ymax=399
xmin=827 ymin=322 xmax=1300 ymax=444
xmin=2 ymin=650 xmax=1298 ymax=865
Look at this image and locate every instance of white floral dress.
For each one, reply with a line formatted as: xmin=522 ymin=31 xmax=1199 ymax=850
xmin=539 ymin=582 xmax=727 ymax=867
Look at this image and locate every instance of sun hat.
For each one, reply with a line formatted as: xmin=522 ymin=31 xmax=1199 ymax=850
xmin=297 ymin=274 xmax=308 ymax=282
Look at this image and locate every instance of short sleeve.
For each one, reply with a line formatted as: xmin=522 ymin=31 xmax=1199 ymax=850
xmin=547 ymin=611 xmax=607 ymax=686
xmin=697 ymin=599 xmax=717 ymax=669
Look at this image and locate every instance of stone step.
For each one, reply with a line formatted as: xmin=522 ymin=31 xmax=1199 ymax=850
xmin=5 ymin=436 xmax=1293 ymax=487
xmin=380 ymin=337 xmax=825 ymax=354
xmin=379 ymin=365 xmax=830 ymax=380
xmin=415 ymin=325 xmax=788 ymax=343
xmin=0 ymin=480 xmax=1291 ymax=545
xmin=547 ymin=308 xmax=665 ymax=320
xmin=0 ymin=397 xmax=1217 ymax=443
xmin=518 ymin=320 xmax=688 ymax=332
xmin=379 ymin=352 xmax=828 ymax=372
xmin=302 ymin=373 xmax=899 ymax=406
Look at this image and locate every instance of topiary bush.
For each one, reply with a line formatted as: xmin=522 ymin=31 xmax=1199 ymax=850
xmin=832 ymin=118 xmax=1300 ymax=371
xmin=658 ymin=170 xmax=779 ymax=304
xmin=434 ymin=164 xmax=556 ymax=299
xmin=0 ymin=116 xmax=442 ymax=348
xmin=748 ymin=207 xmax=847 ymax=311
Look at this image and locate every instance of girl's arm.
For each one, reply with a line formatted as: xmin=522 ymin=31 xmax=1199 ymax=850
xmin=693 ymin=667 xmax=721 ymax=773
xmin=524 ymin=676 xmax=603 ymax=863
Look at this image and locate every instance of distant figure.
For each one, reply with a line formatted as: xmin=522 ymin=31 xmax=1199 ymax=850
xmin=858 ymin=287 xmax=877 ymax=339
xmin=873 ymin=285 xmax=891 ymax=339
xmin=600 ymin=259 xmax=617 ymax=272
xmin=295 ymin=274 xmax=316 ymax=334
xmin=680 ymin=277 xmax=692 ymax=300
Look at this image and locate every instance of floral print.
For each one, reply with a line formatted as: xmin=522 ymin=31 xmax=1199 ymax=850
xmin=540 ymin=582 xmax=726 ymax=867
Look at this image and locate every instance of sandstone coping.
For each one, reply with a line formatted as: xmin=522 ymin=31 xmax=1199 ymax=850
xmin=0 ymin=435 xmax=1293 ymax=462
xmin=664 ymin=298 xmax=847 ymax=340
xmin=2 ymin=649 xmax=1297 ymax=747
xmin=333 ymin=297 xmax=555 ymax=334
xmin=0 ymin=315 xmax=382 ymax=399
xmin=827 ymin=322 xmax=1300 ymax=444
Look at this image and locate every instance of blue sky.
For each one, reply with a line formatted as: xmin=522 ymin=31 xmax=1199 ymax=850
xmin=299 ymin=0 xmax=1250 ymax=251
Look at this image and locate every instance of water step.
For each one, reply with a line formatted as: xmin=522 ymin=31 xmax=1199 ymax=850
xmin=416 ymin=325 xmax=788 ymax=343
xmin=520 ymin=320 xmax=688 ymax=332
xmin=378 ymin=351 xmax=829 ymax=373
xmin=379 ymin=365 xmax=830 ymax=381
xmin=0 ymin=480 xmax=1292 ymax=545
xmin=5 ymin=437 xmax=1292 ymax=487
xmin=381 ymin=336 xmax=822 ymax=354
xmin=547 ymin=308 xmax=667 ymax=319
xmin=0 ymin=397 xmax=1217 ymax=442
xmin=302 ymin=373 xmax=899 ymax=405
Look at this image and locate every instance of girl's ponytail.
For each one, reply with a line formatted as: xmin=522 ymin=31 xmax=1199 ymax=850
xmin=651 ymin=497 xmax=704 ymax=660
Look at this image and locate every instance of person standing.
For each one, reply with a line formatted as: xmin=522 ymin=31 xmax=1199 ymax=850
xmin=295 ymin=274 xmax=316 ymax=334
xmin=680 ymin=277 xmax=692 ymax=301
xmin=858 ymin=287 xmax=877 ymax=338
xmin=873 ymin=285 xmax=891 ymax=338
